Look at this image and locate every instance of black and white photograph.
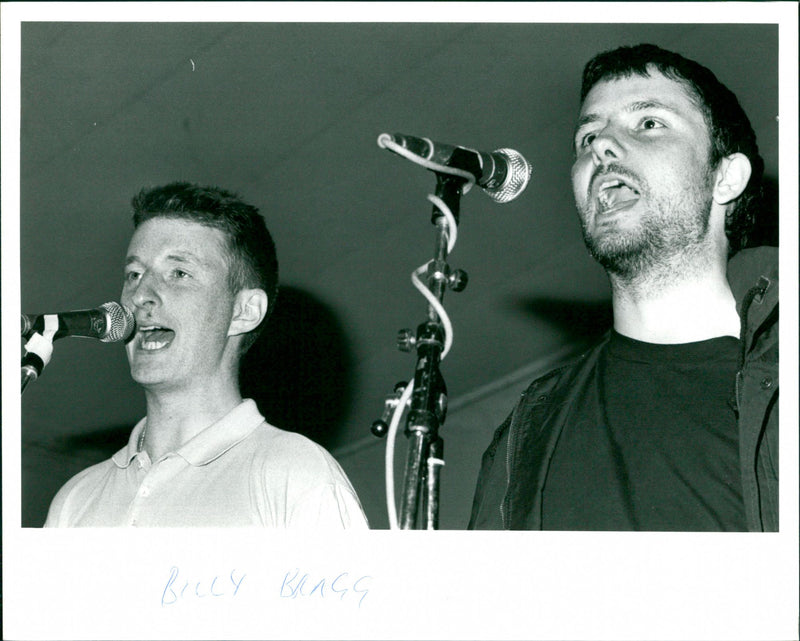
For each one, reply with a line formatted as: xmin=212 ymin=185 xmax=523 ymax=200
xmin=3 ymin=3 xmax=798 ymax=639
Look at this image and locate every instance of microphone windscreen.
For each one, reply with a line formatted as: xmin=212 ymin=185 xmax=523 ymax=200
xmin=101 ymin=302 xmax=136 ymax=342
xmin=483 ymin=148 xmax=533 ymax=204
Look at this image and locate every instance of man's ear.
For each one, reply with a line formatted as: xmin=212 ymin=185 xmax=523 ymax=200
xmin=228 ymin=288 xmax=268 ymax=337
xmin=713 ymin=153 xmax=752 ymax=205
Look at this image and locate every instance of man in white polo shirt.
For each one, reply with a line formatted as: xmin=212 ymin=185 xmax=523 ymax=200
xmin=45 ymin=182 xmax=368 ymax=528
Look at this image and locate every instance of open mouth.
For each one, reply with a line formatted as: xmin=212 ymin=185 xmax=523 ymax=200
xmin=595 ymin=177 xmax=640 ymax=214
xmin=137 ymin=325 xmax=176 ymax=351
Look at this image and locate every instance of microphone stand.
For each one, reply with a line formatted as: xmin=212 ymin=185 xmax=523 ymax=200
xmin=21 ymin=328 xmax=56 ymax=394
xmin=21 ymin=355 xmax=43 ymax=393
xmin=372 ymin=170 xmax=470 ymax=529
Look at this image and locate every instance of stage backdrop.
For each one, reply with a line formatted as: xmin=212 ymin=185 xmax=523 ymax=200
xmin=18 ymin=21 xmax=778 ymax=527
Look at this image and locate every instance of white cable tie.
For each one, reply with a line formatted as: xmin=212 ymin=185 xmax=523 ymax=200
xmin=24 ymin=332 xmax=55 ymax=367
xmin=377 ymin=135 xmax=476 ymax=194
xmin=43 ymin=314 xmax=58 ymax=334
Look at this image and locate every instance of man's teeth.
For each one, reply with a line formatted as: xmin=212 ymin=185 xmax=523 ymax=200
xmin=141 ymin=338 xmax=168 ymax=350
xmin=598 ymin=188 xmax=614 ymax=210
xmin=597 ymin=179 xmax=638 ymax=211
xmin=139 ymin=326 xmax=172 ymax=350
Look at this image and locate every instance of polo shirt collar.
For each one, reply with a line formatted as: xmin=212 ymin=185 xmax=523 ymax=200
xmin=110 ymin=399 xmax=265 ymax=468
xmin=112 ymin=418 xmax=147 ymax=468
xmin=178 ymin=399 xmax=265 ymax=466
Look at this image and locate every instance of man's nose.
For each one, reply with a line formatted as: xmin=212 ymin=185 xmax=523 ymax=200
xmin=128 ymin=272 xmax=161 ymax=309
xmin=590 ymin=127 xmax=625 ymax=166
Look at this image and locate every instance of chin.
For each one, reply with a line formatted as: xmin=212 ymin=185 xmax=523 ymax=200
xmin=585 ymin=230 xmax=651 ymax=272
xmin=131 ymin=374 xmax=161 ymax=388
xmin=129 ymin=366 xmax=169 ymax=387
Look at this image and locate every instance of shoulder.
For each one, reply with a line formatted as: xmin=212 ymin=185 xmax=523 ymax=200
xmin=44 ymin=459 xmax=116 ymax=527
xmin=252 ymin=423 xmax=338 ymax=462
xmin=246 ymin=423 xmax=354 ymax=487
xmin=246 ymin=423 xmax=369 ymax=528
xmin=471 ymin=341 xmax=608 ymax=529
xmin=518 ymin=339 xmax=608 ymax=408
xmin=487 ymin=339 xmax=608 ymax=447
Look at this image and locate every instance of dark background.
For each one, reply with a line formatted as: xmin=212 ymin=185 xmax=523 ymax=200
xmin=18 ymin=22 xmax=778 ymax=527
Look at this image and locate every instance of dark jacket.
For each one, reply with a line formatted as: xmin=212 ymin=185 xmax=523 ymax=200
xmin=469 ymin=247 xmax=778 ymax=531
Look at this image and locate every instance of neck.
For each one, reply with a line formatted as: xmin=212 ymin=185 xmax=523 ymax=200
xmin=609 ymin=252 xmax=740 ymax=344
xmin=139 ymin=377 xmax=242 ymax=461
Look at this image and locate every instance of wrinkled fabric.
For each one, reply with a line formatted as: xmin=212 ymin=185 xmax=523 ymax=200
xmin=45 ymin=399 xmax=369 ymax=528
xmin=469 ymin=247 xmax=778 ymax=531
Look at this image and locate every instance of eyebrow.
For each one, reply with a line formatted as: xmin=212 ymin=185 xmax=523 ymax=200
xmin=125 ymin=252 xmax=206 ymax=266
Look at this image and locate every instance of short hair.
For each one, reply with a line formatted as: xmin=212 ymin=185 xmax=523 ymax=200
xmin=579 ymin=43 xmax=764 ymax=254
xmin=131 ymin=181 xmax=279 ymax=353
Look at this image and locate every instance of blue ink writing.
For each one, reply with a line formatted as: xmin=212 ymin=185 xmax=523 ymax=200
xmin=280 ymin=569 xmax=372 ymax=608
xmin=161 ymin=566 xmax=246 ymax=606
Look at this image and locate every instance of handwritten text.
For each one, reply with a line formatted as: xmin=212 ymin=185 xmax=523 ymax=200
xmin=280 ymin=569 xmax=371 ymax=608
xmin=161 ymin=566 xmax=246 ymax=606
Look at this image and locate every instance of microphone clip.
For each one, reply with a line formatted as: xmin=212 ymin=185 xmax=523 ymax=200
xmin=21 ymin=329 xmax=56 ymax=394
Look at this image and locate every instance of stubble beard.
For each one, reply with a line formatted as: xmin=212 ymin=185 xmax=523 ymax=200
xmin=578 ymin=170 xmax=715 ymax=290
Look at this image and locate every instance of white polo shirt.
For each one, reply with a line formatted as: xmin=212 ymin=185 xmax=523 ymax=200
xmin=44 ymin=399 xmax=369 ymax=528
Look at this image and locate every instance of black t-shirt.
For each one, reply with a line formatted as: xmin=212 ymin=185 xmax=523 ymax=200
xmin=541 ymin=330 xmax=747 ymax=531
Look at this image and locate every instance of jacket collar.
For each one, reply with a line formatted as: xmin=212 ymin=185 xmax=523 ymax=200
xmin=727 ymin=246 xmax=778 ymax=315
xmin=726 ymin=246 xmax=778 ymax=359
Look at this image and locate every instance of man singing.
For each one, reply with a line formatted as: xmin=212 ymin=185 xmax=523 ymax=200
xmin=469 ymin=44 xmax=778 ymax=531
xmin=45 ymin=182 xmax=368 ymax=528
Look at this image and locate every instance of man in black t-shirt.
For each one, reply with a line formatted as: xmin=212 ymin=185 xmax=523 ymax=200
xmin=469 ymin=44 xmax=778 ymax=531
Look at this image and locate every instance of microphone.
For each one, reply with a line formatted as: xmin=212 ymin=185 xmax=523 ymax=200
xmin=378 ymin=132 xmax=532 ymax=203
xmin=21 ymin=301 xmax=136 ymax=343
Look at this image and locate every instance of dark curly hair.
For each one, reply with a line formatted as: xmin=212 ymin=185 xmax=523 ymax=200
xmin=131 ymin=181 xmax=279 ymax=353
xmin=580 ymin=44 xmax=764 ymax=254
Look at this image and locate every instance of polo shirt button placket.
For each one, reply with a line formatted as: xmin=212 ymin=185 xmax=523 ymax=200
xmin=129 ymin=482 xmax=150 ymax=525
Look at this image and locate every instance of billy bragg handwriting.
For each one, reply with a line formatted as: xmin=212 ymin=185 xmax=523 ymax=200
xmin=280 ymin=569 xmax=372 ymax=608
xmin=160 ymin=566 xmax=373 ymax=608
xmin=161 ymin=566 xmax=246 ymax=606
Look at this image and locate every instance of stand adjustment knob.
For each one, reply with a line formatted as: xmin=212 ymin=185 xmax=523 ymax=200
xmin=371 ymin=381 xmax=409 ymax=438
xmin=371 ymin=419 xmax=389 ymax=437
xmin=448 ymin=268 xmax=468 ymax=292
xmin=397 ymin=328 xmax=416 ymax=352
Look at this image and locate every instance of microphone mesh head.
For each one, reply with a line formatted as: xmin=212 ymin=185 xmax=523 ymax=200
xmin=100 ymin=302 xmax=136 ymax=342
xmin=484 ymin=148 xmax=532 ymax=204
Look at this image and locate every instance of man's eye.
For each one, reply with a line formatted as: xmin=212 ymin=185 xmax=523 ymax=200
xmin=640 ymin=118 xmax=664 ymax=131
xmin=125 ymin=271 xmax=140 ymax=282
xmin=172 ymin=269 xmax=189 ymax=279
xmin=580 ymin=132 xmax=597 ymax=148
